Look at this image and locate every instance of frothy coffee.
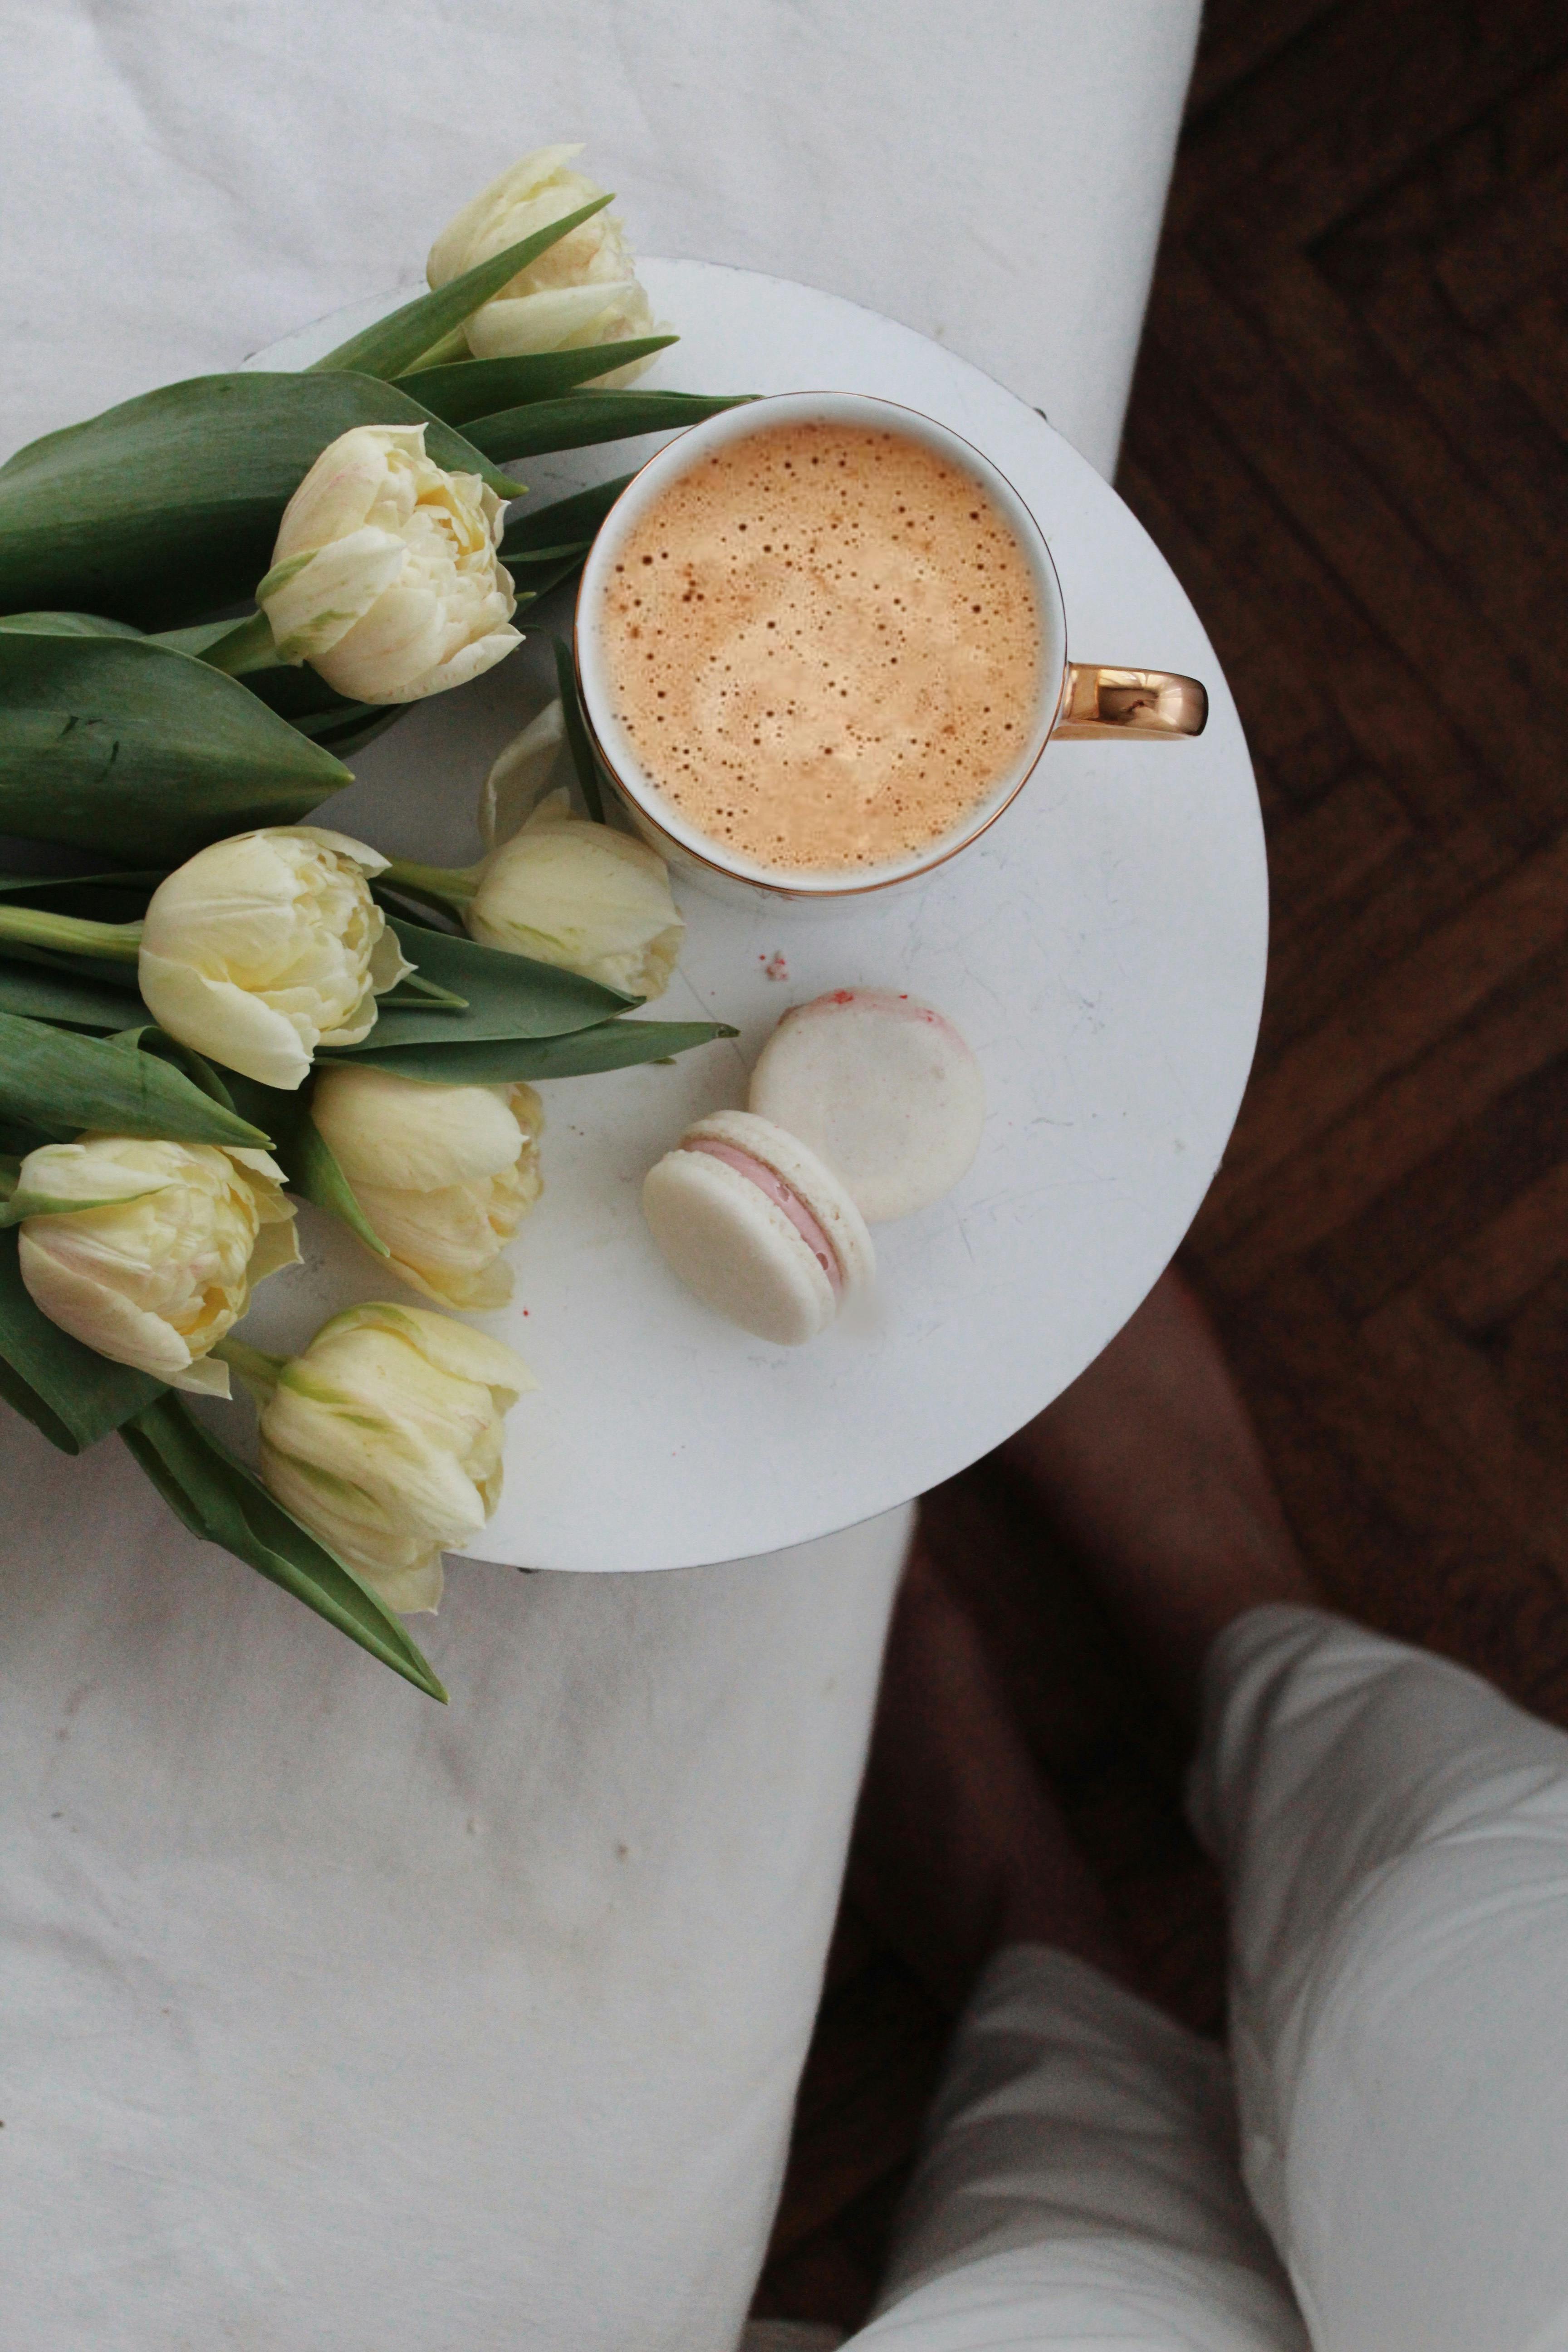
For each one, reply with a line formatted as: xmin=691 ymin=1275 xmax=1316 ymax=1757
xmin=598 ymin=420 xmax=1043 ymax=876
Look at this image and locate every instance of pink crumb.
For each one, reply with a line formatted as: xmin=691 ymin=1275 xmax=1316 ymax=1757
xmin=764 ymin=952 xmax=789 ymax=980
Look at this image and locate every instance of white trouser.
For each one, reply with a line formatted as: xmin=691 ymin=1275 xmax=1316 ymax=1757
xmin=843 ymin=1607 xmax=1568 ymax=2352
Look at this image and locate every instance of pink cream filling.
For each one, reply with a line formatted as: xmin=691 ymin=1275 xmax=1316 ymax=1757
xmin=682 ymin=1138 xmax=843 ymax=1294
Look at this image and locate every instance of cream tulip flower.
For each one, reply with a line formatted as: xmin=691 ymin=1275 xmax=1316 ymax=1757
xmin=17 ymin=1135 xmax=299 ymax=1396
xmin=310 ymin=1066 xmax=543 ymax=1309
xmin=254 ymin=1302 xmax=534 ymax=1614
xmin=257 ymin=425 xmax=520 ymax=705
xmin=466 ymin=786 xmax=683 ymax=1000
xmin=428 ymin=144 xmax=661 ymax=382
xmin=138 ymin=827 xmax=413 ymax=1091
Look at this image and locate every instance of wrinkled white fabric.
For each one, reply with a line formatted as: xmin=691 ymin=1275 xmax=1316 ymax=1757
xmin=848 ymin=1607 xmax=1568 ymax=2352
xmin=1 ymin=0 xmax=1200 ymax=484
xmin=0 ymin=1411 xmax=909 ymax=2351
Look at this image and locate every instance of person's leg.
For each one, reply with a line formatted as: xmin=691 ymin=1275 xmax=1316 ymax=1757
xmin=1000 ymin=1267 xmax=1318 ymax=1731
xmin=1011 ymin=1268 xmax=1568 ymax=2352
xmin=843 ymin=1550 xmax=1307 ymax=2351
xmin=848 ymin=1546 xmax=1135 ymax=2009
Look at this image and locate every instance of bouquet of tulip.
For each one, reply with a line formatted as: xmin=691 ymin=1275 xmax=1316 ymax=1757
xmin=0 ymin=148 xmax=743 ymax=1700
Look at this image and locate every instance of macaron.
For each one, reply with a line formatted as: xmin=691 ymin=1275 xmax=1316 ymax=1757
xmin=749 ymin=988 xmax=985 ymax=1222
xmin=642 ymin=1108 xmax=875 ymax=1346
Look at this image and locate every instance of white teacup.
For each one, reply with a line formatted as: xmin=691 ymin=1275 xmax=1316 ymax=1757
xmin=574 ymin=391 xmax=1205 ymax=907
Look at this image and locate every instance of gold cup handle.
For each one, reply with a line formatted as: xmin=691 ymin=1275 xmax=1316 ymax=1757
xmin=1052 ymin=664 xmax=1208 ymax=740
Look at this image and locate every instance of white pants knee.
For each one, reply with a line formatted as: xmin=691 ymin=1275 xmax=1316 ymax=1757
xmin=847 ymin=1607 xmax=1568 ymax=2352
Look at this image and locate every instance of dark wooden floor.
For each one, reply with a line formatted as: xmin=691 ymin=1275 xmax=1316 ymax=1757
xmin=752 ymin=0 xmax=1568 ymax=2330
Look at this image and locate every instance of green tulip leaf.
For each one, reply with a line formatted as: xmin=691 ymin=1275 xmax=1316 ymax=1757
xmin=0 ymin=958 xmax=141 ymax=1033
xmin=119 ymin=1393 xmax=446 ymax=1701
xmin=290 ymin=1112 xmax=390 ymax=1257
xmin=324 ymin=1017 xmax=737 ymax=1086
xmin=344 ymin=916 xmax=636 ymax=1051
xmin=0 ymin=1348 xmax=78 ymax=1454
xmin=511 ymin=550 xmax=596 ymax=607
xmin=399 ymin=338 xmax=680 ymax=422
xmin=378 ymin=968 xmax=468 ymax=1010
xmin=0 ymin=869 xmax=162 ymax=906
xmin=0 ymin=630 xmax=351 ymax=862
xmin=0 ymin=610 xmax=146 ymax=640
xmin=239 ymin=657 xmax=402 ymax=741
xmin=221 ymin=1072 xmax=390 ymax=1260
xmin=503 ymin=540 xmax=598 ymax=568
xmin=0 ymin=373 xmax=519 ymax=631
xmin=553 ymin=636 xmax=607 ymax=823
xmin=0 ymin=1011 xmax=272 ymax=1149
xmin=0 ymin=1118 xmax=59 ymax=1159
xmin=303 ymin=710 xmax=404 ymax=762
xmin=500 ymin=473 xmax=635 ymax=563
xmin=0 ymin=1225 xmax=167 ymax=1453
xmin=308 ymin=195 xmax=615 ymax=381
xmin=464 ymin=390 xmax=752 ymax=465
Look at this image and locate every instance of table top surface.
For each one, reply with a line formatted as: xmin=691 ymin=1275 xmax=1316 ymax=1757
xmin=236 ymin=257 xmax=1267 ymax=1572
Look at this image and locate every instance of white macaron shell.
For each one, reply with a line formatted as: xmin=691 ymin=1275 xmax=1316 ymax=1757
xmin=643 ymin=1146 xmax=840 ymax=1346
xmin=749 ymin=990 xmax=986 ymax=1222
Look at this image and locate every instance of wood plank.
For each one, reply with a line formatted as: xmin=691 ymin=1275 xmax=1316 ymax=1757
xmin=1261 ymin=769 xmax=1413 ymax=946
xmin=1436 ymin=152 xmax=1568 ymax=324
xmin=1202 ymin=934 xmax=1568 ymax=1292
xmin=1120 ymin=349 xmax=1496 ymax=837
xmin=1330 ymin=246 xmax=1568 ymax=558
xmin=1164 ymin=0 xmax=1531 ymax=237
xmin=1259 ymin=813 xmax=1513 ymax=1060
xmin=1116 ymin=431 xmax=1359 ymax=810
xmin=1230 ymin=250 xmax=1568 ymax=692
xmin=1210 ymin=829 xmax=1568 ymax=1204
xmin=1313 ymin=1048 xmax=1568 ymax=1319
xmin=1495 ymin=285 xmax=1568 ymax=442
xmin=1430 ymin=1161 xmax=1568 ymax=1329
xmin=1187 ymin=0 xmax=1568 ymax=251
xmin=1230 ymin=1267 xmax=1568 ymax=1715
xmin=1186 ymin=0 xmax=1348 ymax=119
xmin=1142 ymin=248 xmax=1568 ymax=835
xmin=1363 ymin=1292 xmax=1568 ymax=1580
xmin=1494 ymin=1272 xmax=1568 ymax=1463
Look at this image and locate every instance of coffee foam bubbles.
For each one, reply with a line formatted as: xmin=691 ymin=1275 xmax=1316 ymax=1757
xmin=599 ymin=421 xmax=1042 ymax=876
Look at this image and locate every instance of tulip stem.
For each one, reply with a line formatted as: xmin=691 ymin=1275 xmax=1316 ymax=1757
xmin=0 ymin=905 xmax=142 ymax=964
xmin=381 ymin=859 xmax=480 ymax=917
xmin=200 ymin=609 xmax=286 ymax=679
xmin=212 ymin=1337 xmax=288 ymax=1406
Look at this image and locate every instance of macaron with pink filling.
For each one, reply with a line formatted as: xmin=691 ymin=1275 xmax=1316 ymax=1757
xmin=642 ymin=1108 xmax=874 ymax=1346
xmin=749 ymin=988 xmax=985 ymax=1222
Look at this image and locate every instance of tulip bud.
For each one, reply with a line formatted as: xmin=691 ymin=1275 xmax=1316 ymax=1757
xmin=138 ymin=826 xmax=413 ymax=1091
xmin=257 ymin=425 xmax=520 ymax=705
xmin=309 ymin=1066 xmax=543 ymax=1309
xmin=17 ymin=1135 xmax=299 ymax=1395
xmin=428 ymin=144 xmax=661 ymax=382
xmin=256 ymin=1301 xmax=534 ymax=1613
xmin=478 ymin=696 xmax=569 ymax=853
xmin=466 ymin=787 xmax=683 ymax=1000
